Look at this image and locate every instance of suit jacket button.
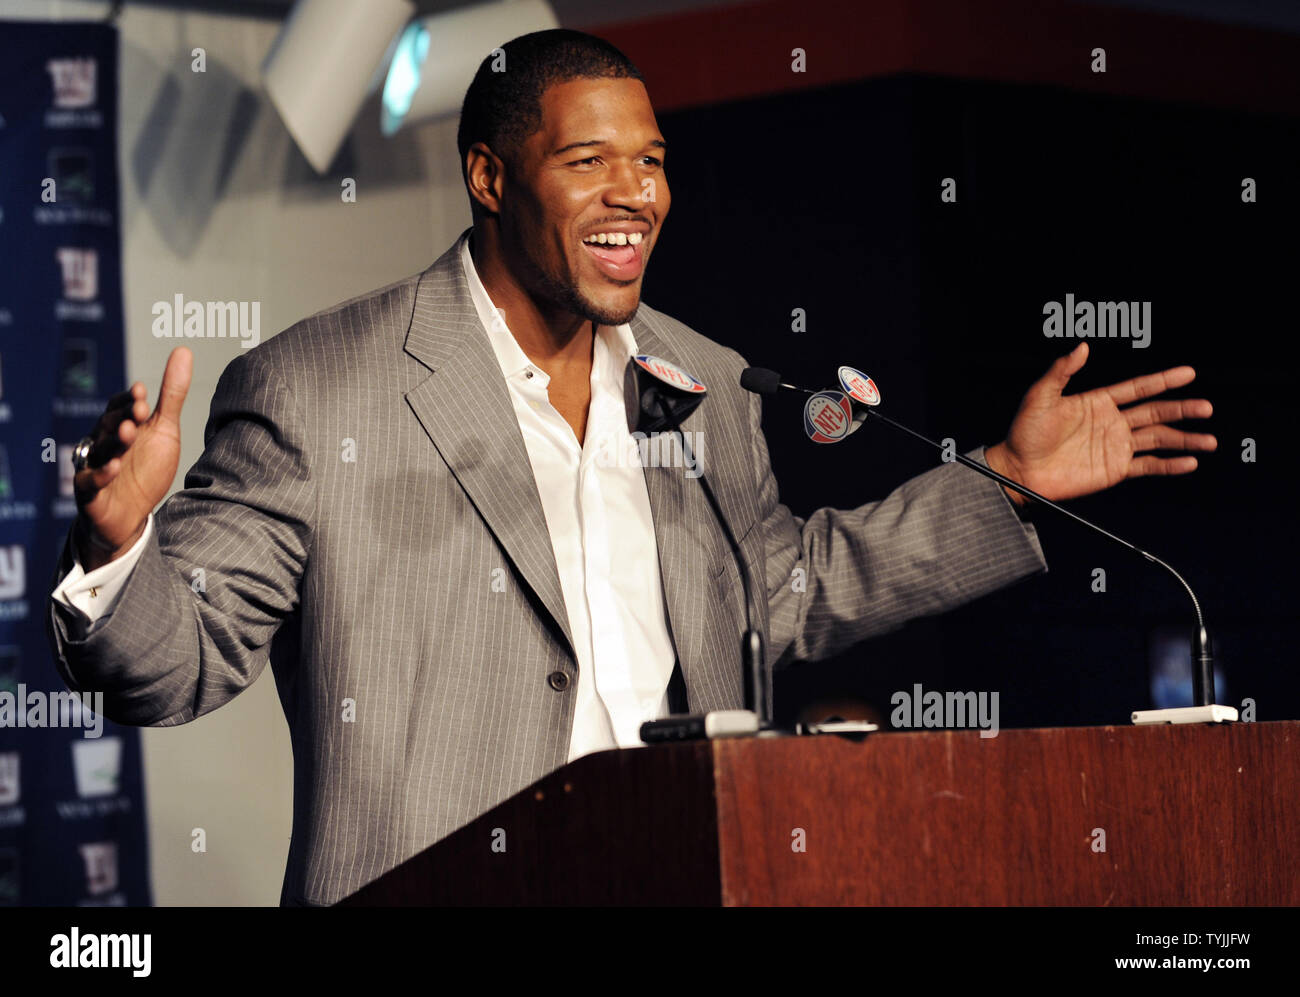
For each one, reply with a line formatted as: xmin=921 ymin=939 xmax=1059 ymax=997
xmin=547 ymin=671 xmax=570 ymax=691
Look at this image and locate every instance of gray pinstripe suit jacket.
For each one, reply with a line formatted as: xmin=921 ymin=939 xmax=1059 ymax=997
xmin=47 ymin=228 xmax=1047 ymax=905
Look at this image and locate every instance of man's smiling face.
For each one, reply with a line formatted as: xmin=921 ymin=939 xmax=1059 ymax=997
xmin=498 ymin=75 xmax=669 ymax=327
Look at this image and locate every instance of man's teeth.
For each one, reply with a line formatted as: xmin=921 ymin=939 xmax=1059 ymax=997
xmin=582 ymin=232 xmax=643 ymax=245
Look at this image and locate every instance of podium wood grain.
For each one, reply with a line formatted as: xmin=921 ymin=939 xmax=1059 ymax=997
xmin=340 ymin=722 xmax=1299 ymax=905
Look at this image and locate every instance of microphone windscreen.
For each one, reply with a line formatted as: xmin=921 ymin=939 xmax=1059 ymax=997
xmin=740 ymin=367 xmax=782 ymax=395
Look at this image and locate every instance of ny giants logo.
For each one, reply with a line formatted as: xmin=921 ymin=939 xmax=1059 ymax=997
xmin=633 ymin=355 xmax=707 ymax=394
xmin=803 ymin=391 xmax=854 ymax=444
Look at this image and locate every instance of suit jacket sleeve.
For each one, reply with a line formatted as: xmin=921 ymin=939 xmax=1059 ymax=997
xmin=752 ymin=389 xmax=1048 ymax=667
xmin=46 ymin=349 xmax=315 ymax=726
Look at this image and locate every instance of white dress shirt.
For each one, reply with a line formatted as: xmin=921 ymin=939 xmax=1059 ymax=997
xmin=459 ymin=234 xmax=676 ymax=760
xmin=53 ymin=233 xmax=679 ymax=761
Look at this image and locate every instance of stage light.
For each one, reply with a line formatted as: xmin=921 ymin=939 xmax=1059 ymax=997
xmin=262 ymin=0 xmax=415 ymax=173
xmin=380 ymin=0 xmax=558 ymax=137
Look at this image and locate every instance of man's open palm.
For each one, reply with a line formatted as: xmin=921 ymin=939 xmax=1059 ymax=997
xmin=992 ymin=342 xmax=1217 ymax=503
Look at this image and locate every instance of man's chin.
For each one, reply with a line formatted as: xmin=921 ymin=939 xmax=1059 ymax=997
xmin=578 ymin=295 xmax=640 ymax=328
xmin=589 ymin=308 xmax=639 ymax=327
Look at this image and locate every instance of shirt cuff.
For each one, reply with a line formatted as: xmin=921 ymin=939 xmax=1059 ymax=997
xmin=52 ymin=513 xmax=154 ymax=632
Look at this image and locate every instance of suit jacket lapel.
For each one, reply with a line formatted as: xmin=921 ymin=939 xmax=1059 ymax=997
xmin=402 ymin=237 xmax=575 ymax=658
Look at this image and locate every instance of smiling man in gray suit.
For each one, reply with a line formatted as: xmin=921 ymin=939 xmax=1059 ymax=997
xmin=47 ymin=29 xmax=1216 ymax=905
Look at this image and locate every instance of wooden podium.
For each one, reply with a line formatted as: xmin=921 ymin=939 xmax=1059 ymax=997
xmin=338 ymin=721 xmax=1299 ymax=905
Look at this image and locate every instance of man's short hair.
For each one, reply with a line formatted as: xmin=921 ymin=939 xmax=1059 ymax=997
xmin=456 ymin=28 xmax=644 ymax=219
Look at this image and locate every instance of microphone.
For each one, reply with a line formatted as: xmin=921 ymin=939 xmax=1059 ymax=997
xmin=629 ymin=356 xmax=769 ymax=742
xmin=632 ymin=354 xmax=707 ymax=432
xmin=739 ymin=367 xmax=792 ymax=396
xmin=741 ymin=365 xmax=1230 ymax=725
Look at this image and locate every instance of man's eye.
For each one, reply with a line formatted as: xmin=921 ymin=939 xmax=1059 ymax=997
xmin=569 ymin=157 xmax=662 ymax=167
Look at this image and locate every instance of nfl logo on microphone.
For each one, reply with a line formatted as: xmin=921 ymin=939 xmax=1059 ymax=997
xmin=803 ymin=391 xmax=853 ymax=444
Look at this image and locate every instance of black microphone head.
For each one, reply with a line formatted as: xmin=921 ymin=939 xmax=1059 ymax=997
xmin=628 ymin=355 xmax=708 ymax=434
xmin=740 ymin=367 xmax=782 ymax=395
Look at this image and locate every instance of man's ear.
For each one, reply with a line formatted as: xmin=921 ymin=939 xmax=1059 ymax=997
xmin=466 ymin=142 xmax=505 ymax=216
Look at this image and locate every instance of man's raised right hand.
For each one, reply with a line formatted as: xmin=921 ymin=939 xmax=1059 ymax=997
xmin=73 ymin=346 xmax=193 ymax=572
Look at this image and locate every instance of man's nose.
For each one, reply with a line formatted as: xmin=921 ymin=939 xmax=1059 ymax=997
xmin=604 ymin=161 xmax=649 ymax=208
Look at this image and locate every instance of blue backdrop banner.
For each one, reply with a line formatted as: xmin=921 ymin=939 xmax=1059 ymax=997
xmin=0 ymin=19 xmax=151 ymax=906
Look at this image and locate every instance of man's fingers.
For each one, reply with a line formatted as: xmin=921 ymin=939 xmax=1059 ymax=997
xmin=84 ymin=403 xmax=140 ymax=468
xmin=1131 ymin=424 xmax=1218 ymax=453
xmin=1104 ymin=365 xmax=1196 ymax=406
xmin=116 ymin=416 xmax=139 ymax=449
xmin=1127 ymin=454 xmax=1199 ymax=478
xmin=102 ymin=384 xmax=143 ymax=414
xmin=153 ymin=347 xmax=192 ymax=425
xmin=94 ymin=384 xmax=145 ymax=435
xmin=1123 ymin=398 xmax=1212 ymax=428
xmin=88 ymin=384 xmax=148 ymax=464
xmin=74 ymin=457 xmax=122 ymax=498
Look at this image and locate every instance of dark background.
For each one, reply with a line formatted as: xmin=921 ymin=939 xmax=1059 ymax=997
xmin=644 ymin=73 xmax=1297 ymax=728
